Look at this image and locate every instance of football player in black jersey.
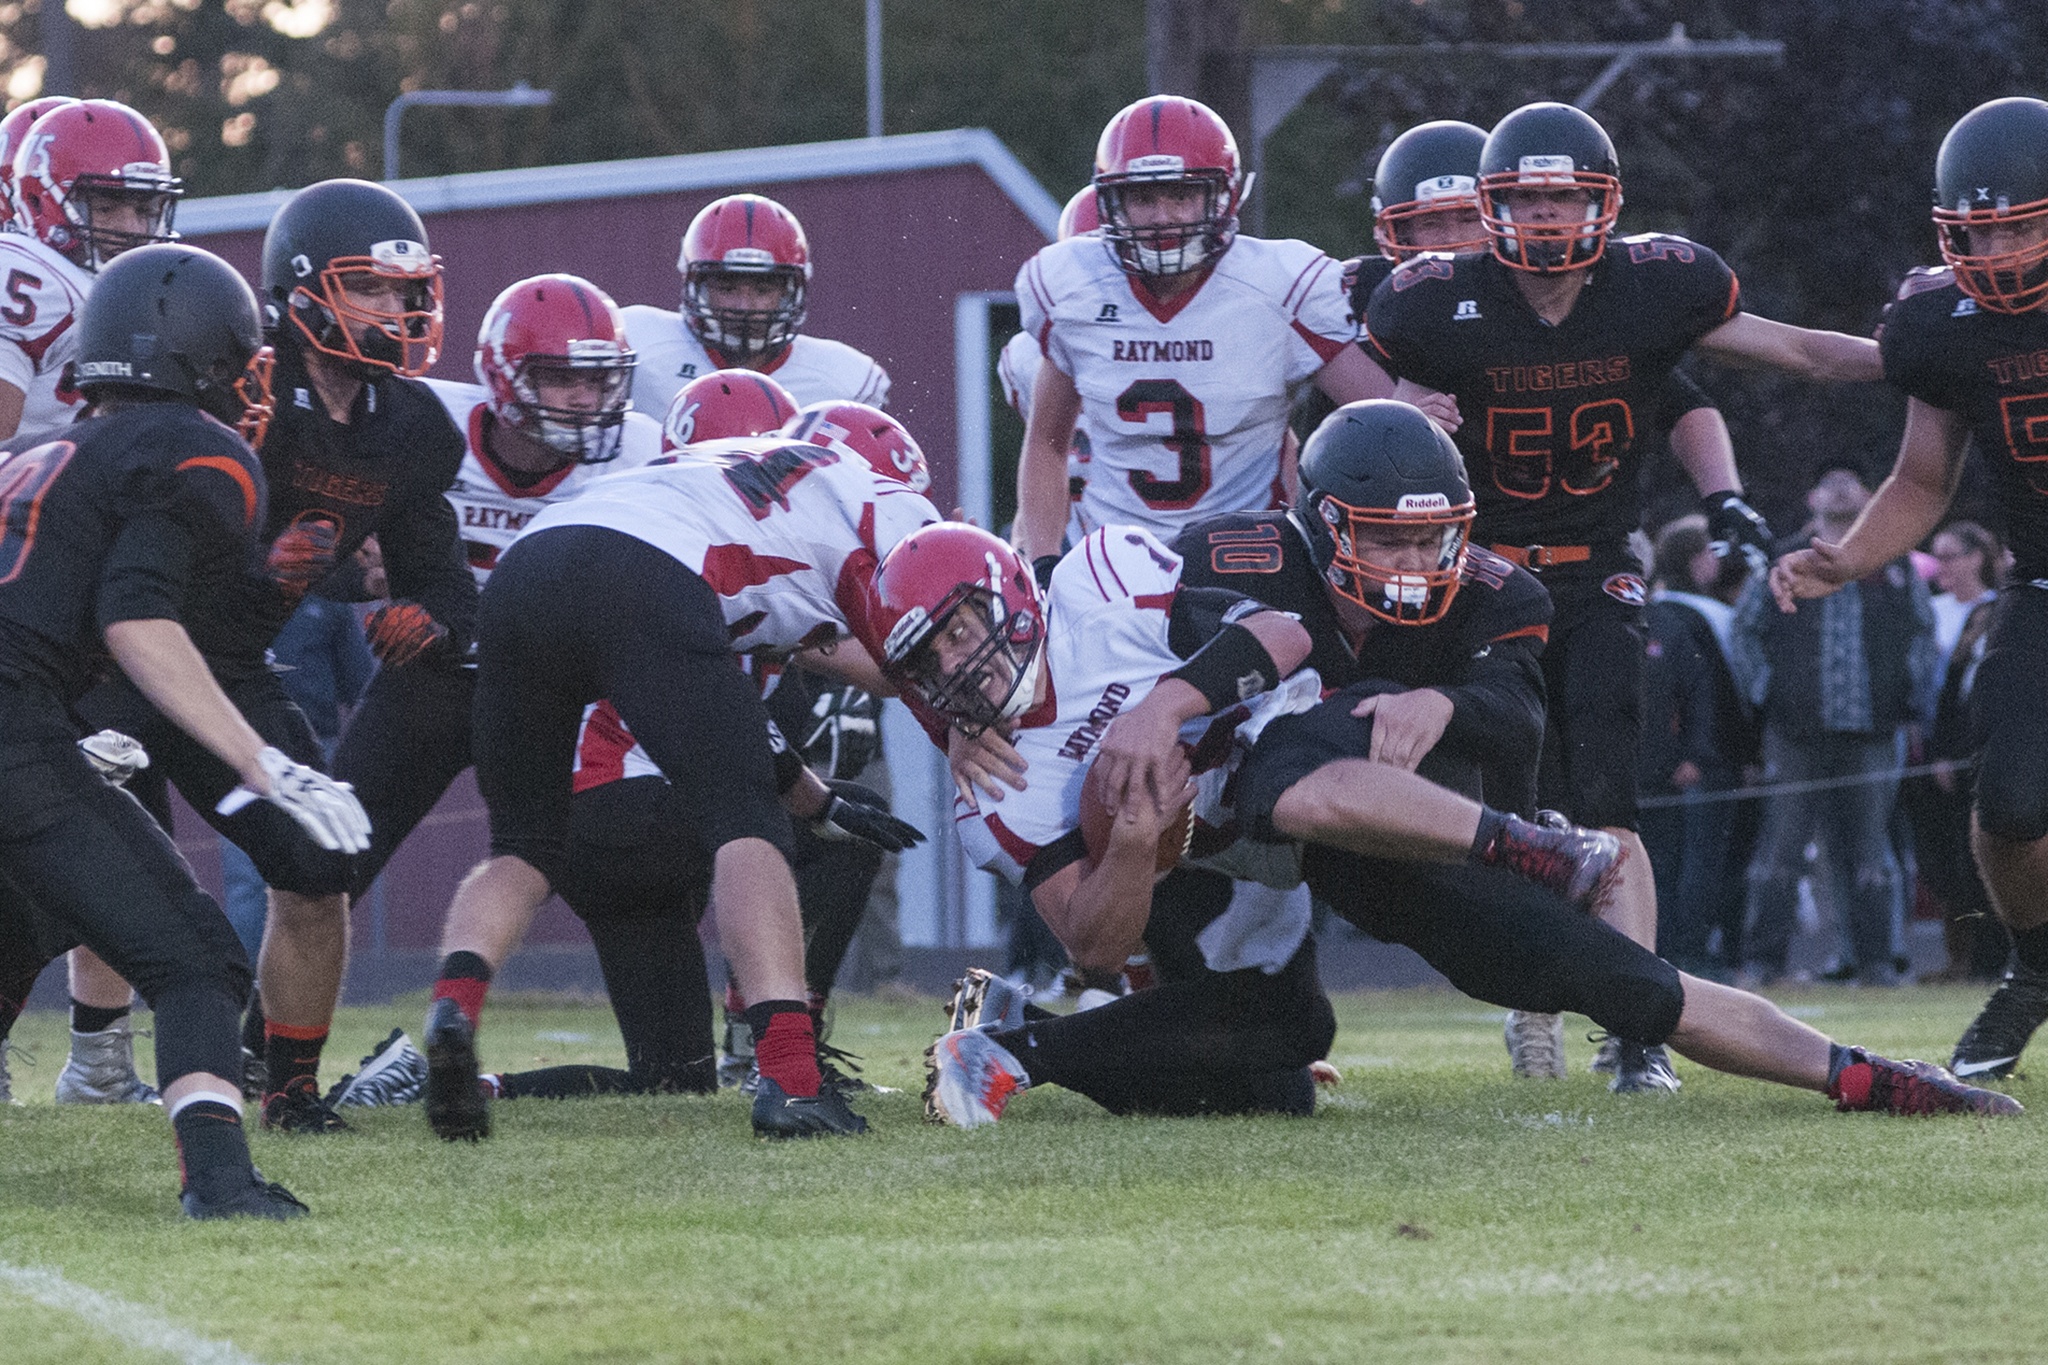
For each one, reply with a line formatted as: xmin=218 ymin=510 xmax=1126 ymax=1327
xmin=0 ymin=245 xmax=369 ymax=1218
xmin=1774 ymin=97 xmax=2048 ymax=1083
xmin=925 ymin=402 xmax=2019 ymax=1127
xmin=72 ymin=178 xmax=474 ymax=1134
xmin=1365 ymin=102 xmax=1880 ymax=1092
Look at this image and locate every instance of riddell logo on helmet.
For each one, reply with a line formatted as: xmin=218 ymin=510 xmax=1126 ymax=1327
xmin=1126 ymin=154 xmax=1186 ymax=177
xmin=369 ymin=240 xmax=433 ymax=275
xmin=1397 ymin=493 xmax=1450 ymax=512
xmin=1515 ymin=155 xmax=1576 ymax=181
xmin=1416 ymin=175 xmax=1476 ymax=202
xmin=719 ymin=247 xmax=777 ymax=269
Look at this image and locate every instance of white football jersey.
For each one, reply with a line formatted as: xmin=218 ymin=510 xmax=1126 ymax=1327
xmin=425 ymin=378 xmax=667 ymax=587
xmin=1014 ymin=234 xmax=1354 ymax=539
xmin=998 ymin=328 xmax=1095 ymax=549
xmin=519 ymin=435 xmax=938 ymax=657
xmin=0 ymin=234 xmax=93 ymax=448
xmin=621 ymin=305 xmax=890 ymax=418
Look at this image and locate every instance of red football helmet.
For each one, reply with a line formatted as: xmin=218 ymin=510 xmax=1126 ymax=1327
xmin=1057 ymin=184 xmax=1100 ymax=241
xmin=13 ymin=99 xmax=181 ymax=271
xmin=678 ymin=193 xmax=811 ymax=362
xmin=0 ymin=97 xmax=76 ymax=227
xmin=1092 ymin=95 xmax=1245 ymax=278
xmin=780 ymin=400 xmax=930 ymax=494
xmin=660 ymin=367 xmax=798 ymax=452
xmin=474 ymin=273 xmax=636 ymax=466
xmin=871 ymin=523 xmax=1044 ymax=736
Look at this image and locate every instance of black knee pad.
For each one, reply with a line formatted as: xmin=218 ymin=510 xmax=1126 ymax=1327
xmin=1580 ymin=955 xmax=1686 ymax=1047
xmin=1974 ymin=749 xmax=2048 ymax=844
xmin=1243 ymin=1066 xmax=1317 ymax=1117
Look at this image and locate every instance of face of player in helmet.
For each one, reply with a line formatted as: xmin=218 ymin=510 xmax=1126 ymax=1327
xmin=701 ymin=272 xmax=791 ymax=315
xmin=1318 ymin=496 xmax=1471 ymax=626
xmin=1396 ymin=205 xmax=1485 ymax=253
xmin=901 ymin=589 xmax=1043 ymax=736
xmin=69 ymin=186 xmax=173 ymax=265
xmin=1492 ymin=185 xmax=1601 ymax=267
xmin=1117 ymin=180 xmax=1212 ymax=230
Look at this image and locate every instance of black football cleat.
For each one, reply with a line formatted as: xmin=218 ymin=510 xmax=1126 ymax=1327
xmin=1485 ymin=815 xmax=1625 ymax=912
xmin=1950 ymin=965 xmax=2048 ymax=1080
xmin=423 ymin=997 xmax=490 ymax=1142
xmin=260 ymin=1077 xmax=351 ymax=1134
xmin=1608 ymin=1041 xmax=1681 ymax=1095
xmin=1831 ymin=1048 xmax=2023 ymax=1116
xmin=181 ymin=1169 xmax=310 ymax=1221
xmin=751 ymin=1076 xmax=869 ymax=1138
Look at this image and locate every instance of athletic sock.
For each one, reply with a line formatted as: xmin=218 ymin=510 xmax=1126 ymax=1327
xmin=263 ymin=1021 xmax=328 ymax=1097
xmin=70 ymin=998 xmax=129 ymax=1035
xmin=172 ymin=1096 xmax=254 ymax=1199
xmin=745 ymin=1001 xmax=820 ymax=1097
xmin=432 ymin=950 xmax=494 ymax=1027
xmin=2011 ymin=922 xmax=2048 ymax=975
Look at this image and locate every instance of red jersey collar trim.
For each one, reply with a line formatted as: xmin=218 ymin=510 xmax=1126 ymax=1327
xmin=469 ymin=403 xmax=579 ymax=500
xmin=1125 ymin=266 xmax=1215 ymax=324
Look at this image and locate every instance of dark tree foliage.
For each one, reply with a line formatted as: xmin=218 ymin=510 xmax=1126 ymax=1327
xmin=6 ymin=0 xmax=2043 ymax=535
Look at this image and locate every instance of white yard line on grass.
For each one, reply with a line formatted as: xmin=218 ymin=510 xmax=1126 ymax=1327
xmin=0 ymin=1263 xmax=265 ymax=1365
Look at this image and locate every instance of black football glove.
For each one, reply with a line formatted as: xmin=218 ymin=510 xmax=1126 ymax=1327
xmin=364 ymin=599 xmax=449 ymax=667
xmin=810 ymin=778 xmax=926 ymax=853
xmin=801 ymin=685 xmax=882 ymax=781
xmin=1702 ymin=491 xmax=1773 ymax=575
xmin=1032 ymin=554 xmax=1062 ymax=593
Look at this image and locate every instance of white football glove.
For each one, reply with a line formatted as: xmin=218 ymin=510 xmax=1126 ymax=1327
xmin=78 ymin=729 xmax=149 ymax=787
xmin=215 ymin=746 xmax=371 ymax=855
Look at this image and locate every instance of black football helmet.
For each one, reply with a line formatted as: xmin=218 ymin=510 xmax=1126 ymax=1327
xmin=74 ymin=243 xmax=274 ymax=443
xmin=1478 ymin=103 xmax=1622 ymax=274
xmin=260 ymin=178 xmax=443 ymax=377
xmin=1933 ymin=97 xmax=2048 ymax=314
xmin=1371 ymin=120 xmax=1488 ymax=261
xmin=1296 ymin=400 xmax=1474 ymax=626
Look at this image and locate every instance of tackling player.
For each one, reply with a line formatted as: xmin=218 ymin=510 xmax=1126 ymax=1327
xmin=0 ymin=245 xmax=368 ymax=1218
xmin=1772 ymin=96 xmax=2048 ymax=1082
xmin=1364 ymin=102 xmax=1879 ymax=1092
xmin=896 ymin=404 xmax=2017 ymax=1127
xmin=623 ymin=192 xmax=888 ymax=417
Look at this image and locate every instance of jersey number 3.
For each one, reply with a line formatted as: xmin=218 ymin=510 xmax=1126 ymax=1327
xmin=0 ymin=440 xmax=75 ymax=584
xmin=1117 ymin=379 xmax=1211 ymax=511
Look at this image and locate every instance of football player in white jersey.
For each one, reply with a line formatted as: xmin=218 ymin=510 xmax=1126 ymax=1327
xmin=423 ymin=419 xmax=940 ymax=1142
xmin=622 ymin=192 xmax=888 ymax=418
xmin=1012 ymin=95 xmax=1398 ymax=568
xmin=0 ymin=98 xmax=183 ymax=1108
xmin=1001 ymin=187 xmax=1103 ymax=552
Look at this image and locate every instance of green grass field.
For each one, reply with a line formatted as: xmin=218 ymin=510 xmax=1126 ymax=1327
xmin=0 ymin=985 xmax=2040 ymax=1364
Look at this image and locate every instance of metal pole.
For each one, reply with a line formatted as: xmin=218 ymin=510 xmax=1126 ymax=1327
xmin=865 ymin=0 xmax=883 ymax=139
xmin=383 ymin=83 xmax=555 ymax=182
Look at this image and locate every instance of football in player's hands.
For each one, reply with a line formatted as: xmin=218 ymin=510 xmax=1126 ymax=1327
xmin=1079 ymin=748 xmax=1194 ymax=875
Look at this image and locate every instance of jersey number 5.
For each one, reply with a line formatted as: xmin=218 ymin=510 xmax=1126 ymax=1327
xmin=1117 ymin=379 xmax=1212 ymax=511
xmin=0 ymin=440 xmax=75 ymax=584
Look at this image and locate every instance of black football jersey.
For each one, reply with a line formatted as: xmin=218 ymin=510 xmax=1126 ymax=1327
xmin=0 ymin=403 xmax=264 ymax=701
xmin=1364 ymin=237 xmax=1739 ymax=554
xmin=1171 ymin=509 xmax=1551 ymax=763
xmin=188 ymin=342 xmax=475 ymax=664
xmin=1882 ymin=268 xmax=2048 ymax=581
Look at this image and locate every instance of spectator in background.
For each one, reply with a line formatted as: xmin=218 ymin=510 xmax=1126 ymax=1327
xmin=1730 ymin=461 xmax=1937 ymax=986
xmin=1910 ymin=521 xmax=2008 ymax=981
xmin=1639 ymin=516 xmax=1757 ymax=976
xmin=1927 ymin=521 xmax=2001 ymax=669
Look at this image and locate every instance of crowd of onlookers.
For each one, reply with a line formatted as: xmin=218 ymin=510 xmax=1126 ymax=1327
xmin=1640 ymin=462 xmax=2007 ymax=988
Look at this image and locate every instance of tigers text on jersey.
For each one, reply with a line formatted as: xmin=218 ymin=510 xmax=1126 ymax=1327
xmin=0 ymin=234 xmax=92 ymax=448
xmin=1015 ymin=233 xmax=1355 ymax=538
xmin=517 ymin=434 xmax=938 ymax=657
xmin=1365 ymin=236 xmax=1739 ymax=556
xmin=998 ymin=328 xmax=1096 ymax=548
xmin=1883 ymin=267 xmax=2048 ymax=581
xmin=424 ymin=378 xmax=666 ymax=587
xmin=620 ymin=305 xmax=890 ymax=418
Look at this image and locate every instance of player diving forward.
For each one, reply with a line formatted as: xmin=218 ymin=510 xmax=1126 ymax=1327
xmin=886 ymin=403 xmax=2019 ymax=1126
xmin=0 ymin=246 xmax=368 ymax=1218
